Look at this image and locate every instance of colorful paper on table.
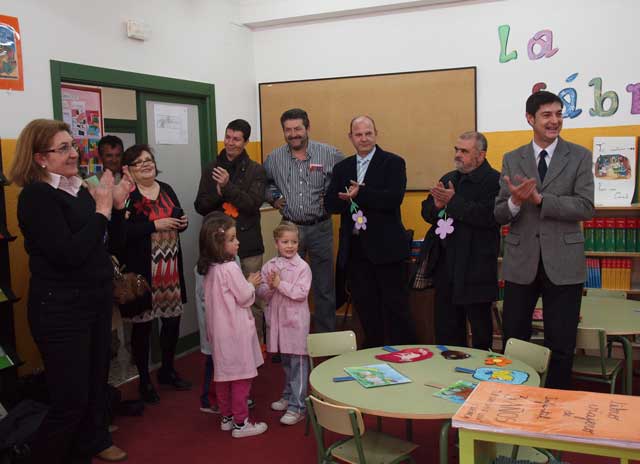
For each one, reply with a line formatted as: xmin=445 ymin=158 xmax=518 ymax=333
xmin=453 ymin=382 xmax=640 ymax=449
xmin=455 ymin=367 xmax=529 ymax=384
xmin=375 ymin=347 xmax=433 ymax=363
xmin=344 ymin=364 xmax=411 ymax=388
xmin=433 ymin=380 xmax=477 ymax=404
xmin=484 ymin=356 xmax=512 ymax=366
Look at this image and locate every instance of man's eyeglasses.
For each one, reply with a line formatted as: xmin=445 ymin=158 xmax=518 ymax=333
xmin=42 ymin=142 xmax=80 ymax=155
xmin=129 ymin=158 xmax=155 ymax=168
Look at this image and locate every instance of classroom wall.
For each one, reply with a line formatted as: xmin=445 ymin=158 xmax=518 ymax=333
xmin=0 ymin=0 xmax=259 ymax=373
xmin=251 ymin=0 xmax=640 ymax=237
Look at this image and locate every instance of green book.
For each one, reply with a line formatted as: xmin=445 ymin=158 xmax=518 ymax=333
xmin=343 ymin=363 xmax=411 ymax=388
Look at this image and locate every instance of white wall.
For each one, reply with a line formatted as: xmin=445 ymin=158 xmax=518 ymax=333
xmin=0 ymin=0 xmax=257 ymax=140
xmin=252 ymin=0 xmax=640 ymax=133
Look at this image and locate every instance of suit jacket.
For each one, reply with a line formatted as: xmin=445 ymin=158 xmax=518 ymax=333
xmin=494 ymin=137 xmax=594 ymax=286
xmin=326 ymin=145 xmax=409 ymax=270
xmin=422 ymin=159 xmax=501 ymax=304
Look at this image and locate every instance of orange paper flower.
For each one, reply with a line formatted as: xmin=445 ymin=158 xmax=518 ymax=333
xmin=222 ymin=202 xmax=239 ymax=218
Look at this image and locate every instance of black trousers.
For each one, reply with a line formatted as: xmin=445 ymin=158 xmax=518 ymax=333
xmin=131 ymin=315 xmax=181 ymax=386
xmin=347 ymin=236 xmax=416 ymax=348
xmin=434 ymin=279 xmax=493 ymax=350
xmin=502 ymin=261 xmax=582 ymax=389
xmin=27 ymin=281 xmax=113 ymax=464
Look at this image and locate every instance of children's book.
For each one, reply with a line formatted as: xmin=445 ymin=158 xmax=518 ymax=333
xmin=433 ymin=380 xmax=477 ymax=404
xmin=343 ymin=363 xmax=411 ymax=388
xmin=453 ymin=382 xmax=640 ymax=449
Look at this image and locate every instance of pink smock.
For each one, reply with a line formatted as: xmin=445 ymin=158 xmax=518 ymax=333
xmin=204 ymin=261 xmax=263 ymax=382
xmin=256 ymin=254 xmax=311 ymax=356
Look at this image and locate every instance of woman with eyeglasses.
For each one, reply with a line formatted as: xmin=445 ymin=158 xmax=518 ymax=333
xmin=9 ymin=119 xmax=131 ymax=463
xmin=118 ymin=144 xmax=191 ymax=404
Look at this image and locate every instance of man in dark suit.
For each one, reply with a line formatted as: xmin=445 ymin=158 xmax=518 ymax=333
xmin=494 ymin=91 xmax=594 ymax=389
xmin=326 ymin=116 xmax=416 ymax=348
xmin=422 ymin=131 xmax=500 ymax=350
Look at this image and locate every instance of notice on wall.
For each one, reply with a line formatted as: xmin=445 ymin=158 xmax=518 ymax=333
xmin=593 ymin=137 xmax=637 ymax=206
xmin=154 ymin=103 xmax=188 ymax=145
xmin=61 ymin=84 xmax=104 ymax=177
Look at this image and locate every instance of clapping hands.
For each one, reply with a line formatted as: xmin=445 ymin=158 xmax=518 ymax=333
xmin=504 ymin=175 xmax=542 ymax=206
xmin=266 ymin=270 xmax=281 ymax=290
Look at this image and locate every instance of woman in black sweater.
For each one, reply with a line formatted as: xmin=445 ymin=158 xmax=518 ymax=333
xmin=119 ymin=145 xmax=190 ymax=403
xmin=10 ymin=119 xmax=131 ymax=463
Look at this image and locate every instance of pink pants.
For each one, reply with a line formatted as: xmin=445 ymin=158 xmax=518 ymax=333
xmin=214 ymin=378 xmax=253 ymax=424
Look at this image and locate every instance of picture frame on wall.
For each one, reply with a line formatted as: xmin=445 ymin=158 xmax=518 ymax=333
xmin=0 ymin=15 xmax=24 ymax=91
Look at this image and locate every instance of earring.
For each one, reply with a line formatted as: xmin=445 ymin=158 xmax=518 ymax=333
xmin=41 ymin=165 xmax=46 ymax=169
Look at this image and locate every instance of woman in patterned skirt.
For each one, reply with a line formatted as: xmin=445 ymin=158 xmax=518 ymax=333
xmin=119 ymin=144 xmax=191 ymax=403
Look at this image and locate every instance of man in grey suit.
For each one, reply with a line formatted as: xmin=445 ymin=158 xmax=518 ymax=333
xmin=494 ymin=91 xmax=594 ymax=389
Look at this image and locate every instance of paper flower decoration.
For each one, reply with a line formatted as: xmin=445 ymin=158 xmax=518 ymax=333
xmin=222 ymin=202 xmax=239 ymax=218
xmin=435 ymin=217 xmax=454 ymax=239
xmin=352 ymin=210 xmax=367 ymax=230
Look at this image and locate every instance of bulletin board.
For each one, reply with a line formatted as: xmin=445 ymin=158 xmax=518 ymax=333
xmin=60 ymin=84 xmax=104 ymax=177
xmin=259 ymin=67 xmax=477 ymax=190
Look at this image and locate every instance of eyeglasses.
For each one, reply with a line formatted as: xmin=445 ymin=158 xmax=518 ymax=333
xmin=129 ymin=157 xmax=155 ymax=168
xmin=42 ymin=142 xmax=80 ymax=155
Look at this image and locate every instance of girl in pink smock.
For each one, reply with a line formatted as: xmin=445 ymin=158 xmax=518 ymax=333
xmin=197 ymin=212 xmax=267 ymax=438
xmin=257 ymin=221 xmax=312 ymax=426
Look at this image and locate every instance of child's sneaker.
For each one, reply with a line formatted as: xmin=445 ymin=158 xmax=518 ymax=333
xmin=232 ymin=418 xmax=268 ymax=438
xmin=220 ymin=415 xmax=234 ymax=431
xmin=200 ymin=405 xmax=220 ymax=414
xmin=280 ymin=410 xmax=304 ymax=425
xmin=270 ymin=398 xmax=288 ymax=411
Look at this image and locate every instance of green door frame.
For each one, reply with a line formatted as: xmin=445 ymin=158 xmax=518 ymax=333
xmin=50 ymin=60 xmax=216 ymax=167
xmin=104 ymin=118 xmax=138 ymax=135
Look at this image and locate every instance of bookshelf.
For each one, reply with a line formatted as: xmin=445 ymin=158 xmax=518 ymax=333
xmin=584 ymin=206 xmax=640 ymax=294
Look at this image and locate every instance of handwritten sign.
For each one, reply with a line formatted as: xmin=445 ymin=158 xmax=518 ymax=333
xmin=452 ymin=383 xmax=640 ymax=449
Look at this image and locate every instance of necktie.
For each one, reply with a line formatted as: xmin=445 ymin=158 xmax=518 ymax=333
xmin=538 ymin=150 xmax=548 ymax=182
xmin=357 ymin=159 xmax=369 ymax=184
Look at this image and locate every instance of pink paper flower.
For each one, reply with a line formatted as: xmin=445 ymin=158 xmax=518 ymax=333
xmin=435 ymin=217 xmax=454 ymax=239
xmin=352 ymin=210 xmax=367 ymax=230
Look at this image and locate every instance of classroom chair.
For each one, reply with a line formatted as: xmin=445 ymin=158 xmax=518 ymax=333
xmin=573 ymin=327 xmax=625 ymax=394
xmin=497 ymin=338 xmax=553 ymax=463
xmin=306 ymin=395 xmax=418 ymax=464
xmin=306 ymin=330 xmax=358 ymax=435
xmin=307 ymin=330 xmax=357 ymax=370
xmin=584 ymin=288 xmax=627 ymax=299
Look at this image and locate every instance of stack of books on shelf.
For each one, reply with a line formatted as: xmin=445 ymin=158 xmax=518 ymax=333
xmin=586 ymin=257 xmax=631 ymax=290
xmin=583 ymin=218 xmax=638 ymax=252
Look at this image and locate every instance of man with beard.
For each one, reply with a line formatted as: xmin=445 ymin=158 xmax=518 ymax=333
xmin=494 ymin=91 xmax=594 ymax=389
xmin=422 ymin=131 xmax=500 ymax=351
xmin=263 ymin=108 xmax=344 ymax=333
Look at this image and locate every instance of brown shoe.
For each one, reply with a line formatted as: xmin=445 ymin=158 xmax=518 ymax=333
xmin=96 ymin=445 xmax=128 ymax=462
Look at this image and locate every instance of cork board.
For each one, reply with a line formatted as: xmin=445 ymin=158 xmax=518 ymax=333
xmin=259 ymin=67 xmax=476 ymax=190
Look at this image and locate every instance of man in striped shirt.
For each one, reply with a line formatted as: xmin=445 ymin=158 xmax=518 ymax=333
xmin=264 ymin=108 xmax=344 ymax=333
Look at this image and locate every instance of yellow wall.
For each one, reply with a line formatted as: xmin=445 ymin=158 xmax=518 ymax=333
xmin=8 ymin=124 xmax=640 ymax=373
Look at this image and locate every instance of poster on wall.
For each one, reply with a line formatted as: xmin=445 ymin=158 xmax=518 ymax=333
xmin=61 ymin=84 xmax=104 ymax=177
xmin=593 ymin=137 xmax=637 ymax=206
xmin=154 ymin=103 xmax=188 ymax=145
xmin=0 ymin=15 xmax=24 ymax=91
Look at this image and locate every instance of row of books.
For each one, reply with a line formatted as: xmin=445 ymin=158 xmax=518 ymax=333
xmin=583 ymin=218 xmax=639 ymax=252
xmin=585 ymin=258 xmax=632 ymax=290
